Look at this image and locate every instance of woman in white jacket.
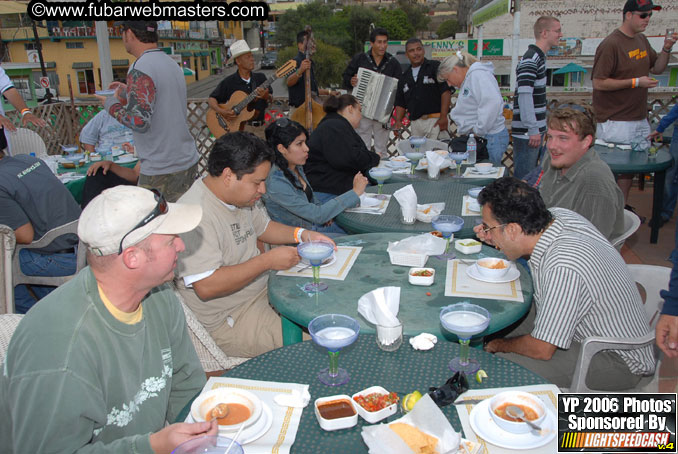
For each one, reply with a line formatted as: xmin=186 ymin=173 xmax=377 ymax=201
xmin=438 ymin=51 xmax=509 ymax=166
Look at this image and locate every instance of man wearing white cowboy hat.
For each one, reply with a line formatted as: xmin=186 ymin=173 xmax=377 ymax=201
xmin=208 ymin=40 xmax=271 ymax=137
xmin=1 ymin=186 xmax=218 ymax=453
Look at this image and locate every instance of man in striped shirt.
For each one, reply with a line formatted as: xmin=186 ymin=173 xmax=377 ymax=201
xmin=478 ymin=177 xmax=654 ymax=390
xmin=512 ymin=16 xmax=562 ymax=179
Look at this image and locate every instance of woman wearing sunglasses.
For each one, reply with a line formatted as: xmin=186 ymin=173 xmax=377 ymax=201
xmin=263 ymin=118 xmax=368 ymax=235
xmin=438 ymin=51 xmax=509 ymax=166
xmin=303 ymin=94 xmax=380 ymax=203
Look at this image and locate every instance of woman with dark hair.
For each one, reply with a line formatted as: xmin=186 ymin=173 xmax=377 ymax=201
xmin=263 ymin=118 xmax=368 ymax=234
xmin=304 ymin=94 xmax=380 ymax=202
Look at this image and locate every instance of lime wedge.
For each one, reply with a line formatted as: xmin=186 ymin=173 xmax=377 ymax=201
xmin=475 ymin=369 xmax=488 ymax=383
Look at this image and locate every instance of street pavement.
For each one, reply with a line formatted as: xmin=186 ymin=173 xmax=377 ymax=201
xmin=186 ymin=68 xmax=287 ymax=99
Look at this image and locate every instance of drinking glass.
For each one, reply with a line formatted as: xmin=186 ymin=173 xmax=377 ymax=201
xmin=431 ymin=215 xmax=464 ymax=255
xmin=368 ymin=167 xmax=392 ymax=197
xmin=297 ymin=241 xmax=334 ymax=292
xmin=405 ymin=152 xmax=424 ymax=177
xmin=440 ymin=302 xmax=491 ymax=374
xmin=449 ymin=152 xmax=468 ymax=177
xmin=172 ymin=435 xmax=243 ymax=454
xmin=308 ymin=314 xmax=360 ymax=386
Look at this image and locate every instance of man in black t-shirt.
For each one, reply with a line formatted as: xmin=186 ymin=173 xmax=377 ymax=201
xmin=208 ymin=40 xmax=272 ymax=136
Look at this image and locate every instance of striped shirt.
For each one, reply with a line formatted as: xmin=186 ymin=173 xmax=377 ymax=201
xmin=528 ymin=208 xmax=654 ymax=375
xmin=512 ymin=45 xmax=547 ymax=137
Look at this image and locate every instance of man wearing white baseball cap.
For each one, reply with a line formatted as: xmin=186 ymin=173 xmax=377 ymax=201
xmin=1 ymin=186 xmax=216 ymax=453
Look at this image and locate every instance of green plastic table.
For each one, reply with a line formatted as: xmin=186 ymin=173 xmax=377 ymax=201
xmin=268 ymin=232 xmax=533 ymax=346
xmin=594 ymin=146 xmax=673 ymax=244
xmin=336 ymin=180 xmax=488 ymax=236
xmin=385 ymin=163 xmax=500 ymax=184
xmin=175 ymin=335 xmax=549 ymax=454
xmin=59 ymin=158 xmax=138 ymax=204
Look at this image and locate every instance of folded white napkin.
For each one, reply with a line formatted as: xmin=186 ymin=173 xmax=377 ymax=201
xmin=273 ymin=389 xmax=311 ymax=408
xmin=416 ymin=203 xmax=445 ymax=223
xmin=393 ymin=185 xmax=417 ymax=222
xmin=409 ymin=333 xmax=438 ymax=350
xmin=425 ymin=150 xmax=446 ymax=178
xmin=358 ymin=286 xmax=400 ymax=327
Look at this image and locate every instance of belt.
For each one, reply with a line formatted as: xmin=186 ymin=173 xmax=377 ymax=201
xmin=418 ymin=113 xmax=441 ymax=120
xmin=247 ymin=120 xmax=264 ymax=127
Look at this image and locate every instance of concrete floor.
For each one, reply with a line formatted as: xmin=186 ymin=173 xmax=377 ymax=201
xmin=620 ymin=182 xmax=675 ymax=392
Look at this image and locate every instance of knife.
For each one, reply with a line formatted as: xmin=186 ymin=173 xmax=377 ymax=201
xmin=453 ymin=398 xmax=487 ymax=406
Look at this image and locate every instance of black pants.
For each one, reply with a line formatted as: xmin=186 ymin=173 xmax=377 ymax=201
xmin=81 ymin=169 xmax=135 ymax=208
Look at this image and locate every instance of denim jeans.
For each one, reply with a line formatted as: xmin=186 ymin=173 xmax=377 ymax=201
xmin=662 ymin=129 xmax=678 ymax=221
xmin=14 ymin=249 xmax=77 ymax=314
xmin=512 ymin=135 xmax=544 ymax=179
xmin=485 ymin=128 xmax=510 ymax=166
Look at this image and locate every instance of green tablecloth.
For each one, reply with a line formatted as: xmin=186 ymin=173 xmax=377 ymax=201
xmin=268 ymin=232 xmax=533 ymax=345
xmin=336 ymin=180 xmax=486 ymax=236
xmin=59 ymin=159 xmax=138 ymax=204
xmin=175 ymin=335 xmax=549 ymax=454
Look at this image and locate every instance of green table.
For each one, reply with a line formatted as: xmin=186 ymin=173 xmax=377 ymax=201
xmin=336 ymin=180 xmax=486 ymax=236
xmin=268 ymin=232 xmax=533 ymax=346
xmin=59 ymin=158 xmax=138 ymax=204
xmin=594 ymin=146 xmax=673 ymax=244
xmin=175 ymin=335 xmax=549 ymax=454
xmin=385 ymin=163 xmax=500 ymax=184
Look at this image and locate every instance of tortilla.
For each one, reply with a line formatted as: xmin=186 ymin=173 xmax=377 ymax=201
xmin=389 ymin=422 xmax=439 ymax=454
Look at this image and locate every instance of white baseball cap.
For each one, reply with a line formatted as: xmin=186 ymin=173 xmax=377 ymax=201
xmin=78 ymin=186 xmax=202 ymax=256
xmin=229 ymin=40 xmax=258 ymax=61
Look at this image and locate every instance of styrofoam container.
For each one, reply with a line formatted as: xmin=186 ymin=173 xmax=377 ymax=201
xmin=474 ymin=163 xmax=494 ymax=174
xmin=489 ymin=391 xmax=547 ymax=434
xmin=476 ymin=258 xmax=511 ymax=279
xmin=455 ymin=239 xmax=482 ymax=255
xmin=388 ymin=249 xmax=428 ymax=267
xmin=351 ymin=386 xmax=398 ymax=423
xmin=191 ymin=388 xmax=263 ymax=432
xmin=314 ymin=395 xmax=358 ymax=431
xmin=408 ymin=267 xmax=435 ymax=286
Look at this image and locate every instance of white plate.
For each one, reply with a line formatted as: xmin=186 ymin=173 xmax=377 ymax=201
xmin=361 ymin=196 xmax=381 ymax=208
xmin=385 ymin=161 xmax=411 ymax=169
xmin=415 ymin=159 xmax=451 ymax=170
xmin=469 ymin=398 xmax=556 ymax=450
xmin=115 ymin=156 xmax=138 ymax=164
xmin=390 ymin=156 xmax=409 ymax=162
xmin=300 ymin=254 xmax=336 ymax=268
xmin=466 ymin=263 xmax=520 ymax=283
xmin=470 ymin=167 xmax=495 ymax=175
xmin=219 ymin=401 xmax=273 ymax=445
xmin=111 ymin=148 xmax=125 ymax=157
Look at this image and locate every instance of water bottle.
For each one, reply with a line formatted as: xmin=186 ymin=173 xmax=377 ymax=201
xmin=466 ymin=134 xmax=477 ymax=165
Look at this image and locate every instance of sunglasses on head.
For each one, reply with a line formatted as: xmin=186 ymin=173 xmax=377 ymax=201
xmin=274 ymin=117 xmax=291 ymax=128
xmin=118 ymin=188 xmax=168 ymax=254
xmin=634 ymin=12 xmax=652 ymax=18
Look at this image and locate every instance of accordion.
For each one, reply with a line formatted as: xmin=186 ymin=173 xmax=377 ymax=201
xmin=351 ymin=67 xmax=398 ymax=124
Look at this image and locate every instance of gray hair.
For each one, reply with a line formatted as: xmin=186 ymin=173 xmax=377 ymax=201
xmin=437 ymin=51 xmax=478 ymax=82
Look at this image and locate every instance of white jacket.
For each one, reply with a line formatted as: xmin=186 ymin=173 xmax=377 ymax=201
xmin=449 ymin=62 xmax=506 ymax=137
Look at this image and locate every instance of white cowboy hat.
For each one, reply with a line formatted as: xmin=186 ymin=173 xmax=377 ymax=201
xmin=228 ymin=40 xmax=259 ymax=60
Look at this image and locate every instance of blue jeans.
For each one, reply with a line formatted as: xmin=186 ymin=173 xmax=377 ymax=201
xmin=14 ymin=249 xmax=77 ymax=314
xmin=512 ymin=135 xmax=544 ymax=179
xmin=662 ymin=130 xmax=678 ymax=221
xmin=486 ymin=128 xmax=510 ymax=167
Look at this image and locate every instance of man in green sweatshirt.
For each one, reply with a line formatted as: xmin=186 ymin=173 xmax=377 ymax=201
xmin=1 ymin=186 xmax=216 ymax=453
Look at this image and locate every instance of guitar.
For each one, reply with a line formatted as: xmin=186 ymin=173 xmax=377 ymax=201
xmin=290 ymin=25 xmax=325 ymax=133
xmin=207 ymin=60 xmax=296 ymax=138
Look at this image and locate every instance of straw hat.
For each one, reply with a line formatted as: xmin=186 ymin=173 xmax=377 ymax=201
xmin=229 ymin=40 xmax=259 ymax=61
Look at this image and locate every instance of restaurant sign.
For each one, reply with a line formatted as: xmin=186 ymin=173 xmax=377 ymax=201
xmin=468 ymin=39 xmax=503 ymax=57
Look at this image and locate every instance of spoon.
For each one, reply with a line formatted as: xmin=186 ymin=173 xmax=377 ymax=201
xmin=225 ymin=422 xmax=246 ymax=454
xmin=506 ymin=405 xmax=542 ymax=431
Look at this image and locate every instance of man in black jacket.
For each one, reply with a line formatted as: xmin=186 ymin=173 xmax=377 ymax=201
xmin=394 ymin=38 xmax=451 ymax=140
xmin=342 ymin=28 xmax=402 ymax=158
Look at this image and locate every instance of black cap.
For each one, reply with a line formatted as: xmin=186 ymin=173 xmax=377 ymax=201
xmin=623 ymin=0 xmax=662 ymax=14
xmin=114 ymin=21 xmax=158 ymax=33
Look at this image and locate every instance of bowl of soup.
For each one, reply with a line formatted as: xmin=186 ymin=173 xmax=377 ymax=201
xmin=191 ymin=388 xmax=263 ymax=432
xmin=476 ymin=258 xmax=511 ymax=279
xmin=488 ymin=391 xmax=546 ymax=434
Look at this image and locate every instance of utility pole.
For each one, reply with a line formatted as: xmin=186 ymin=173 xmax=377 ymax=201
xmin=510 ymin=0 xmax=520 ymax=92
xmin=30 ymin=20 xmax=53 ymax=103
xmin=96 ymin=21 xmax=113 ymax=89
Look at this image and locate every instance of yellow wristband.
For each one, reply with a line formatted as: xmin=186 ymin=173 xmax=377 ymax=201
xmin=295 ymin=228 xmax=306 ymax=243
xmin=20 ymin=108 xmax=30 ymax=116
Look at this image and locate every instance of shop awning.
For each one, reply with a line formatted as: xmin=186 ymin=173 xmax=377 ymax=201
xmin=553 ymin=63 xmax=587 ymax=75
xmin=111 ymin=59 xmax=129 ymax=67
xmin=72 ymin=62 xmax=93 ymax=69
xmin=183 ymin=67 xmax=195 ymax=76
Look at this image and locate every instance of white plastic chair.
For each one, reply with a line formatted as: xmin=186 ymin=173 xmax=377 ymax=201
xmin=568 ymin=264 xmax=671 ymax=393
xmin=7 ymin=128 xmax=48 ymax=158
xmin=0 ymin=313 xmax=23 ymax=364
xmin=396 ymin=138 xmax=448 ymax=156
xmin=1 ymin=225 xmax=16 ymax=315
xmin=610 ymin=209 xmax=641 ymax=251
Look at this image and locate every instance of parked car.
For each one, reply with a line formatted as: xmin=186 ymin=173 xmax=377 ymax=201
xmin=261 ymin=51 xmax=278 ymax=69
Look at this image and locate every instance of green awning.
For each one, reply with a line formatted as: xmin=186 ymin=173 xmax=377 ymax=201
xmin=196 ymin=51 xmax=209 ymax=57
xmin=45 ymin=62 xmax=56 ymax=68
xmin=183 ymin=67 xmax=195 ymax=76
xmin=111 ymin=59 xmax=129 ymax=66
xmin=179 ymin=51 xmax=193 ymax=57
xmin=72 ymin=62 xmax=92 ymax=69
xmin=553 ymin=63 xmax=587 ymax=75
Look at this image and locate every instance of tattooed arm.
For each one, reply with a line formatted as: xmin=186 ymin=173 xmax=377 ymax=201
xmin=105 ymin=68 xmax=155 ymax=133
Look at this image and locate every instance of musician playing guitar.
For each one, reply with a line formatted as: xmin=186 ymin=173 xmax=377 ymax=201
xmin=287 ymin=30 xmax=339 ymax=119
xmin=208 ymin=40 xmax=271 ymax=137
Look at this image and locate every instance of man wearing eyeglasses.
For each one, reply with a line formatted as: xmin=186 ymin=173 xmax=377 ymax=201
xmin=592 ymin=0 xmax=675 ymax=204
xmin=476 ymin=177 xmax=654 ymax=391
xmin=175 ymin=132 xmax=334 ymax=358
xmin=1 ymin=186 xmax=219 ymax=453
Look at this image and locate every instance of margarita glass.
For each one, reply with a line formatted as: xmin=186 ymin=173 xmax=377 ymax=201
xmin=404 ymin=152 xmax=424 ymax=177
xmin=368 ymin=167 xmax=393 ymax=197
xmin=440 ymin=302 xmax=491 ymax=373
xmin=308 ymin=314 xmax=360 ymax=386
xmin=297 ymin=241 xmax=334 ymax=292
xmin=431 ymin=215 xmax=464 ymax=255
xmin=449 ymin=151 xmax=468 ymax=177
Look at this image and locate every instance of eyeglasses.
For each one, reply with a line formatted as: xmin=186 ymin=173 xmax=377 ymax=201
xmin=480 ymin=223 xmax=506 ymax=234
xmin=118 ymin=188 xmax=168 ymax=254
xmin=634 ymin=12 xmax=652 ymax=18
xmin=274 ymin=117 xmax=291 ymax=128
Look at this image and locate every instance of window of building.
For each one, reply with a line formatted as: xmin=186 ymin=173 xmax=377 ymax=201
xmin=112 ymin=67 xmax=128 ymax=83
xmin=76 ymin=69 xmax=95 ymax=95
xmin=547 ymin=69 xmax=565 ymax=87
xmin=201 ymin=56 xmax=208 ymax=71
xmin=10 ymin=77 xmax=32 ymax=101
xmin=24 ymin=43 xmax=37 ymax=51
xmin=66 ymin=42 xmax=84 ymax=49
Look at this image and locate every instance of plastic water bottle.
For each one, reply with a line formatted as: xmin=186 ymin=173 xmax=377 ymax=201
xmin=466 ymin=134 xmax=477 ymax=165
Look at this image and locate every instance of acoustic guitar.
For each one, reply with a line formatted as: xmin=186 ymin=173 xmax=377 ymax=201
xmin=207 ymin=60 xmax=296 ymax=138
xmin=290 ymin=25 xmax=325 ymax=133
